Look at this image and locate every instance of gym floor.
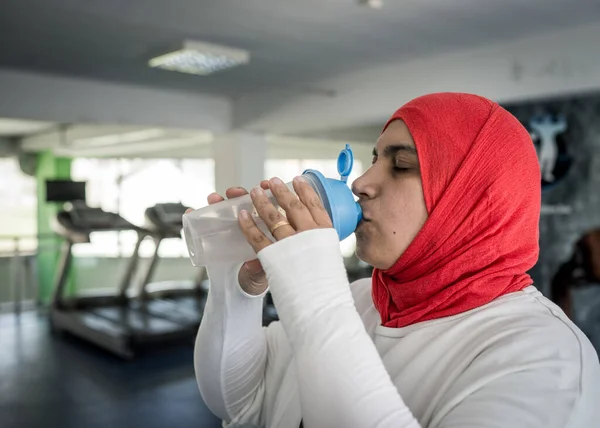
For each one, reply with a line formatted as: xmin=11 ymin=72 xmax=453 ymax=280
xmin=0 ymin=311 xmax=222 ymax=428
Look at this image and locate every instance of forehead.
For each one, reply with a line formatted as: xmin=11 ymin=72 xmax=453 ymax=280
xmin=376 ymin=120 xmax=416 ymax=151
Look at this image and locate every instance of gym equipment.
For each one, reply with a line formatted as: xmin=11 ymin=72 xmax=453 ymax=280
xmin=136 ymin=203 xmax=207 ymax=324
xmin=50 ymin=202 xmax=199 ymax=359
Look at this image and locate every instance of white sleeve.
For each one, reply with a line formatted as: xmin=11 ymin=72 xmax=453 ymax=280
xmin=257 ymin=228 xmax=422 ymax=428
xmin=193 ymin=262 xmax=270 ymax=426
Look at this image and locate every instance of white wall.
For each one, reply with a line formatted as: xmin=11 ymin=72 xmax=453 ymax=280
xmin=0 ymin=68 xmax=232 ymax=132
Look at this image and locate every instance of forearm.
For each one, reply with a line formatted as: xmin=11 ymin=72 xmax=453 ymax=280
xmin=258 ymin=229 xmax=421 ymax=428
xmin=194 ymin=263 xmax=268 ymax=424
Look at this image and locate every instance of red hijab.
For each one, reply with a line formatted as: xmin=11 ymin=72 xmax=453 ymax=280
xmin=372 ymin=93 xmax=541 ymax=328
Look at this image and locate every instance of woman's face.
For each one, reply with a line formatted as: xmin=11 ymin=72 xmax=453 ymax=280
xmin=352 ymin=120 xmax=428 ymax=270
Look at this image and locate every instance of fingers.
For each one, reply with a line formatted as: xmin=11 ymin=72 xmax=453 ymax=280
xmin=269 ymin=177 xmax=316 ymax=231
xmin=210 ymin=183 xmax=268 ymax=205
xmin=207 ymin=192 xmax=224 ymax=205
xmin=208 ymin=186 xmax=250 ymax=205
xmin=250 ymin=185 xmax=295 ymax=240
xmin=292 ymin=176 xmax=332 ymax=228
xmin=225 ymin=187 xmax=249 ymax=199
xmin=238 ymin=209 xmax=272 ymax=253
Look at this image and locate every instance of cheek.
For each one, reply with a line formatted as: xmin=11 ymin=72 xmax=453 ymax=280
xmin=355 ymin=176 xmax=427 ymax=269
xmin=380 ymin=179 xmax=427 ymax=243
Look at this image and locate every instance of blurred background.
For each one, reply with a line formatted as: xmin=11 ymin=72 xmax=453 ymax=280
xmin=2 ymin=0 xmax=600 ymax=427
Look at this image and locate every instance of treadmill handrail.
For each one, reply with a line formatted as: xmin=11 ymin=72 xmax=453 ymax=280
xmin=54 ymin=208 xmax=148 ymax=237
xmin=143 ymin=203 xmax=188 ymax=238
xmin=51 ymin=205 xmax=153 ymax=307
xmin=135 ymin=203 xmax=196 ymax=297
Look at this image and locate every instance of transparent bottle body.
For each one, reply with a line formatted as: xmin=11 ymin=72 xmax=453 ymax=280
xmin=183 ymin=177 xmax=327 ymax=266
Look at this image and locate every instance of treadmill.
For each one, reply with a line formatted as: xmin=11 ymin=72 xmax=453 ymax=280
xmin=50 ymin=202 xmax=199 ymax=359
xmin=135 ymin=202 xmax=207 ymax=325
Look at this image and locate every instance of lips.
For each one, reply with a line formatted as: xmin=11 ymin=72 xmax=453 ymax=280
xmin=358 ymin=204 xmax=372 ymax=224
xmin=357 ymin=217 xmax=371 ymax=229
xmin=356 ymin=218 xmax=370 ymax=235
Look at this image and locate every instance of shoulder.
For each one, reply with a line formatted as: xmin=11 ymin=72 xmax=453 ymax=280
xmin=467 ymin=288 xmax=599 ymax=405
xmin=469 ymin=288 xmax=590 ymax=367
xmin=497 ymin=287 xmax=591 ymax=352
xmin=442 ymin=287 xmax=600 ymax=427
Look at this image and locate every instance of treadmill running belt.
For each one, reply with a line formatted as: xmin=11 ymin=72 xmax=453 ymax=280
xmin=139 ymin=299 xmax=202 ymax=324
xmin=90 ymin=307 xmax=182 ymax=334
xmin=169 ymin=296 xmax=206 ymax=313
xmin=70 ymin=311 xmax=129 ymax=337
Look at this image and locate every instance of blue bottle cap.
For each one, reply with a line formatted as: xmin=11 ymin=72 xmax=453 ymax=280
xmin=337 ymin=144 xmax=354 ymax=183
xmin=302 ymin=144 xmax=363 ymax=241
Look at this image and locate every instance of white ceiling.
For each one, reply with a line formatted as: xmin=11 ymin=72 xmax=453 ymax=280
xmin=1 ymin=0 xmax=600 ymax=98
xmin=0 ymin=118 xmax=55 ymax=136
xmin=1 ymin=0 xmax=600 ymax=145
xmin=19 ymin=123 xmax=213 ymax=158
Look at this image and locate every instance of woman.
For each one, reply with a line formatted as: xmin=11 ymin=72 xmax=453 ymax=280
xmin=194 ymin=93 xmax=600 ymax=428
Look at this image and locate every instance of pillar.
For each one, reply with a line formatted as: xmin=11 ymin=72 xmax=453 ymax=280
xmin=212 ymin=132 xmax=267 ymax=195
xmin=36 ymin=151 xmax=72 ymax=304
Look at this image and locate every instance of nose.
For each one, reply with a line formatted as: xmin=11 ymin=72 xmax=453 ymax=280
xmin=352 ymin=168 xmax=377 ymax=200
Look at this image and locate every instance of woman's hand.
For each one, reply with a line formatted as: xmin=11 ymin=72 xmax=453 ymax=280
xmin=239 ymin=176 xmax=333 ymax=254
xmin=194 ymin=182 xmax=271 ymax=296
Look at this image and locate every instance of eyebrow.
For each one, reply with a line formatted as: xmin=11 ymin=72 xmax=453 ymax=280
xmin=372 ymin=144 xmax=418 ymax=158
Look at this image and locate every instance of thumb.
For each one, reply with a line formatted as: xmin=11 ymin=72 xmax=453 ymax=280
xmin=243 ymin=259 xmax=264 ymax=275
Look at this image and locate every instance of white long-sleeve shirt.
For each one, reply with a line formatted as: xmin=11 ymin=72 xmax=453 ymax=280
xmin=194 ymin=228 xmax=600 ymax=428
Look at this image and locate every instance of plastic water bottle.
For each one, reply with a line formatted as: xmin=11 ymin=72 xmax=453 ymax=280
xmin=182 ymin=145 xmax=363 ymax=267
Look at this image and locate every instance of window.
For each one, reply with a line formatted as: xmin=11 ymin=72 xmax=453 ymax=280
xmin=264 ymin=159 xmax=363 ymax=258
xmin=0 ymin=157 xmax=37 ymax=254
xmin=71 ymin=158 xmax=215 ymax=258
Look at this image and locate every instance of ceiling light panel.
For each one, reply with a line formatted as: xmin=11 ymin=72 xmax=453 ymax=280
xmin=148 ymin=40 xmax=250 ymax=76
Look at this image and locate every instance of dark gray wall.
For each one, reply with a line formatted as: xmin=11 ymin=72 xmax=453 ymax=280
xmin=505 ymin=94 xmax=600 ymax=297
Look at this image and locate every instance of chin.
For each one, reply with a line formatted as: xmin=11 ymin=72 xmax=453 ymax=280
xmin=356 ymin=241 xmax=396 ymax=270
xmin=355 ymin=247 xmax=369 ymax=265
xmin=355 ymin=241 xmax=377 ymax=268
